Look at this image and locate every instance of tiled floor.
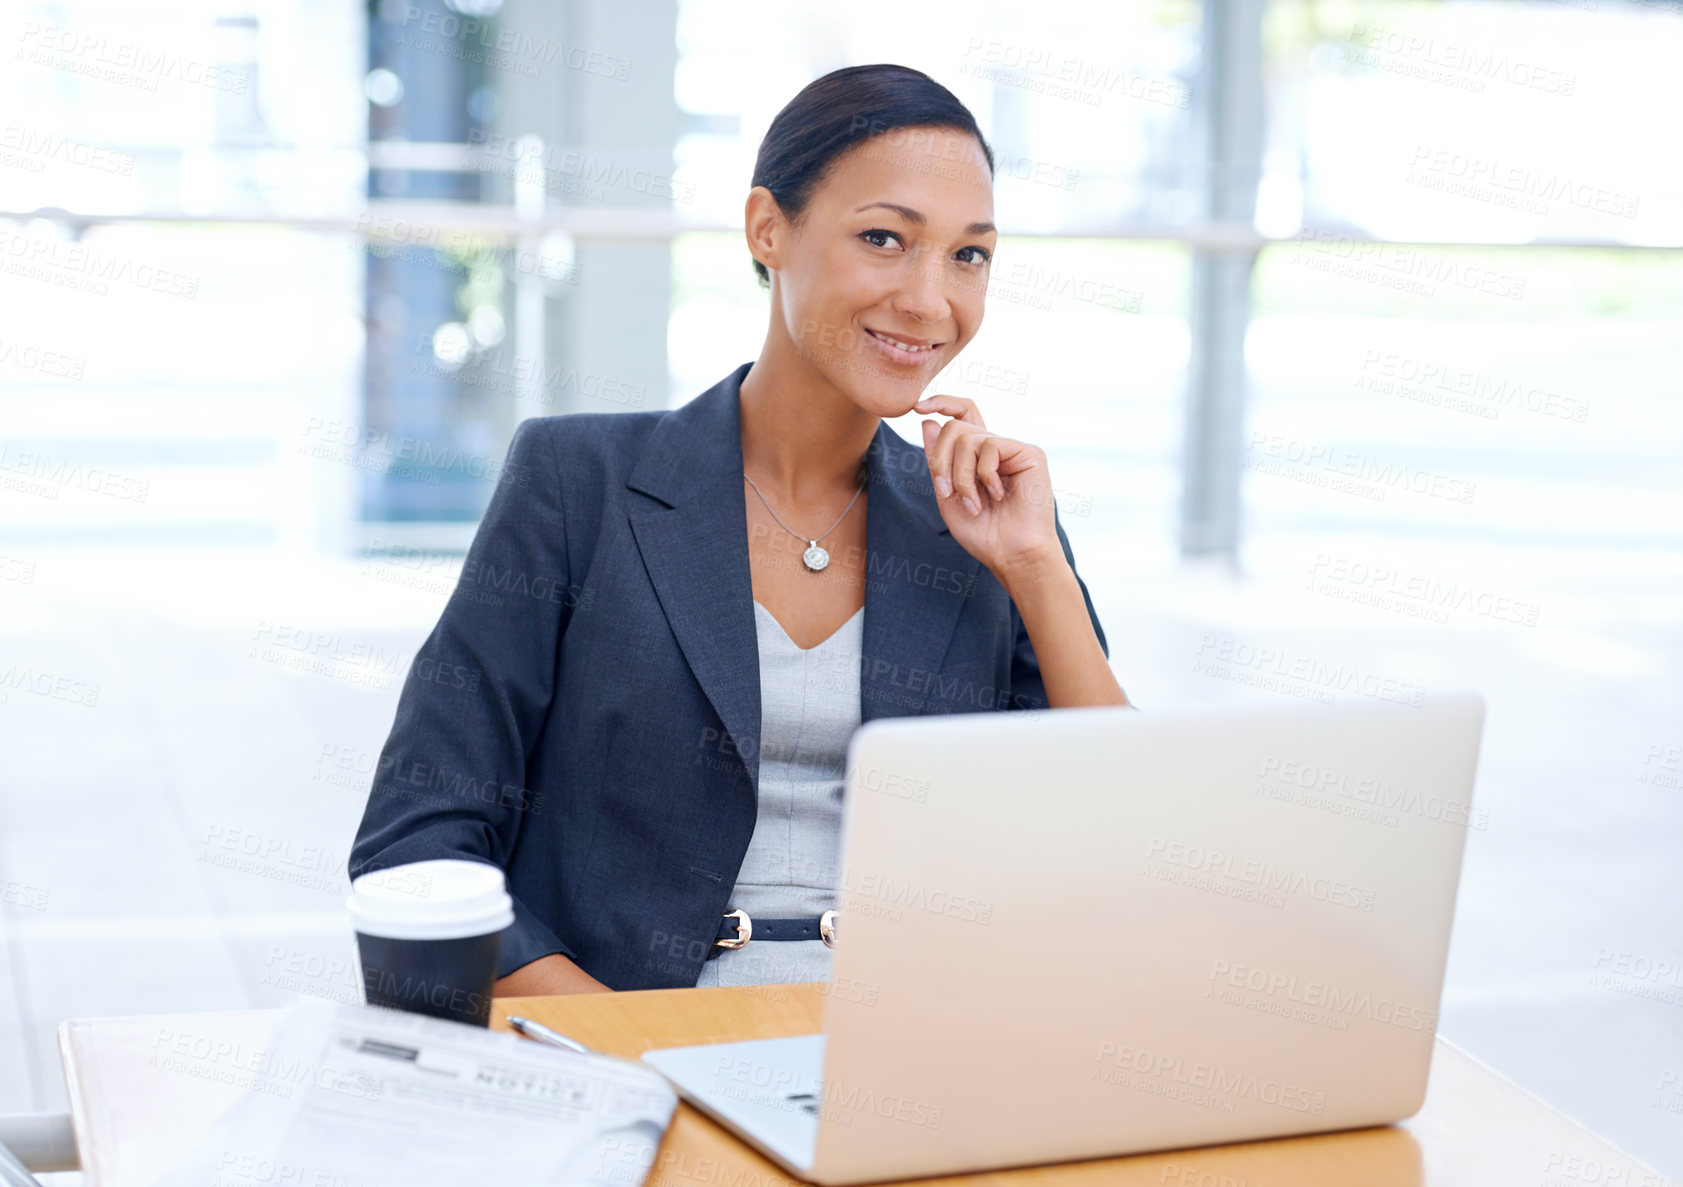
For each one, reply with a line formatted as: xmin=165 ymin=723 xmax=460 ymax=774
xmin=1 ymin=539 xmax=1678 ymax=1179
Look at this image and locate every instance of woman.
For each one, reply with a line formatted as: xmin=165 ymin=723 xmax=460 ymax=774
xmin=348 ymin=63 xmax=1130 ymax=997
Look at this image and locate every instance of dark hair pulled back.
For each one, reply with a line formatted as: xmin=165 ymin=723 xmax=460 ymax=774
xmin=748 ymin=63 xmax=995 ymax=288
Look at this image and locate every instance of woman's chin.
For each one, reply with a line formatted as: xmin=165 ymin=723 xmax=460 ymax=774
xmin=847 ymin=377 xmax=928 ymax=420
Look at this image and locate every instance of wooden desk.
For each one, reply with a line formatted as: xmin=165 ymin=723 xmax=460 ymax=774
xmin=494 ymin=984 xmax=1670 ymax=1187
xmin=57 ymin=986 xmax=1668 ymax=1187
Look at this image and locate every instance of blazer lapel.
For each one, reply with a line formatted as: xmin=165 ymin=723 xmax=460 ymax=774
xmin=860 ymin=419 xmax=981 ymax=723
xmin=626 ymin=364 xmax=764 ymax=792
xmin=625 ymin=362 xmax=982 ymax=797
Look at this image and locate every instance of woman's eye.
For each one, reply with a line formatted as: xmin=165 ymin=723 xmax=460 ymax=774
xmin=859 ymin=230 xmax=989 ymax=264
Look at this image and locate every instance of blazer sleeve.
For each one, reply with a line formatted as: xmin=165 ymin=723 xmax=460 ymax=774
xmin=348 ymin=417 xmax=580 ymax=975
xmin=1006 ymin=505 xmax=1126 ymax=710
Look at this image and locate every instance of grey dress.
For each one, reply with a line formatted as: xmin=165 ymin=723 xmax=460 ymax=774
xmin=692 ymin=599 xmax=862 ymax=988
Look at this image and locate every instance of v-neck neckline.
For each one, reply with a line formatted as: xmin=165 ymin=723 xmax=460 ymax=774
xmin=753 ymin=599 xmax=863 ymax=654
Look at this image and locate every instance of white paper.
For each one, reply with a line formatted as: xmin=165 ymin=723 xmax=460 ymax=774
xmin=151 ymin=998 xmax=677 ymax=1187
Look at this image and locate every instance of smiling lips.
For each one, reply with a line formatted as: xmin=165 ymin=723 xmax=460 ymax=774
xmin=864 ymin=326 xmax=942 ymax=365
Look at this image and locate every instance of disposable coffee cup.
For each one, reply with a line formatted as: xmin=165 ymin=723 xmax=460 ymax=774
xmin=346 ymin=859 xmax=513 ymax=1027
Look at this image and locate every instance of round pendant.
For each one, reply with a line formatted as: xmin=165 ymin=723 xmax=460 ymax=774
xmin=802 ymin=542 xmax=830 ymax=572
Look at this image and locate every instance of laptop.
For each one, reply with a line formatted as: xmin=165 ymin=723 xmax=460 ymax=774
xmin=641 ymin=693 xmax=1486 ymax=1184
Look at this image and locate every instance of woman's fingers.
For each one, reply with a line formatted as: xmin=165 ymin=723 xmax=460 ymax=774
xmin=914 ymin=393 xmax=987 ymax=430
xmin=920 ymin=394 xmax=1014 ymax=513
xmin=923 ymin=415 xmax=991 ymax=506
xmin=977 ymin=435 xmax=1004 ymax=501
xmin=919 ymin=418 xmax=950 ymax=497
xmin=950 ymin=430 xmax=983 ymax=513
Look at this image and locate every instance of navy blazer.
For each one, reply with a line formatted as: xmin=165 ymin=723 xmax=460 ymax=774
xmin=348 ymin=360 xmax=1109 ymax=990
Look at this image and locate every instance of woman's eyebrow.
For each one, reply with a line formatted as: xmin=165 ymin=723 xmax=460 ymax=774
xmin=853 ymin=201 xmax=996 ymax=237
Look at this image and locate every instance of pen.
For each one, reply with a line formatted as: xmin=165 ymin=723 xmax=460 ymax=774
xmin=507 ymin=1014 xmax=593 ymax=1055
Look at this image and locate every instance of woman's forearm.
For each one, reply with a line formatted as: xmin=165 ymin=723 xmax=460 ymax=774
xmin=494 ymin=953 xmax=615 ymax=997
xmin=998 ymin=552 xmax=1129 ymax=710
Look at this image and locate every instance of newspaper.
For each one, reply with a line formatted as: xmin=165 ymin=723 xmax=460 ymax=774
xmin=151 ymin=998 xmax=677 ymax=1187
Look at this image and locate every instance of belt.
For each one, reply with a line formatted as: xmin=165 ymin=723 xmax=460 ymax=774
xmin=708 ymin=908 xmax=837 ymax=959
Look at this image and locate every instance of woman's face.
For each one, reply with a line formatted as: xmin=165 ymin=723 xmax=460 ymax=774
xmin=754 ymin=125 xmax=996 ymax=419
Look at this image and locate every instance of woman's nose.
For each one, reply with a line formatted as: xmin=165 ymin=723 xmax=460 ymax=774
xmin=892 ymin=251 xmax=953 ymax=324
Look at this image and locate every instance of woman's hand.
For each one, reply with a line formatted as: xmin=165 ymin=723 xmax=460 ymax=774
xmin=917 ymin=393 xmax=1128 ymax=709
xmin=494 ymin=953 xmax=615 ymax=997
xmin=916 ymin=394 xmax=1065 ymax=586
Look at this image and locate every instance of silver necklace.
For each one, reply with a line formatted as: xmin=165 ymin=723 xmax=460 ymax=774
xmin=742 ymin=471 xmax=865 ymax=573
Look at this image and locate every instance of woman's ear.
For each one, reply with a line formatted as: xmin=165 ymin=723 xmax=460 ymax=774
xmin=743 ymin=185 xmax=784 ymax=277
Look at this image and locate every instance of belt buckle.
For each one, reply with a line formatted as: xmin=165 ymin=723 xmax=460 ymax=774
xmin=715 ymin=908 xmax=752 ymax=949
xmin=820 ymin=909 xmax=837 ymax=948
